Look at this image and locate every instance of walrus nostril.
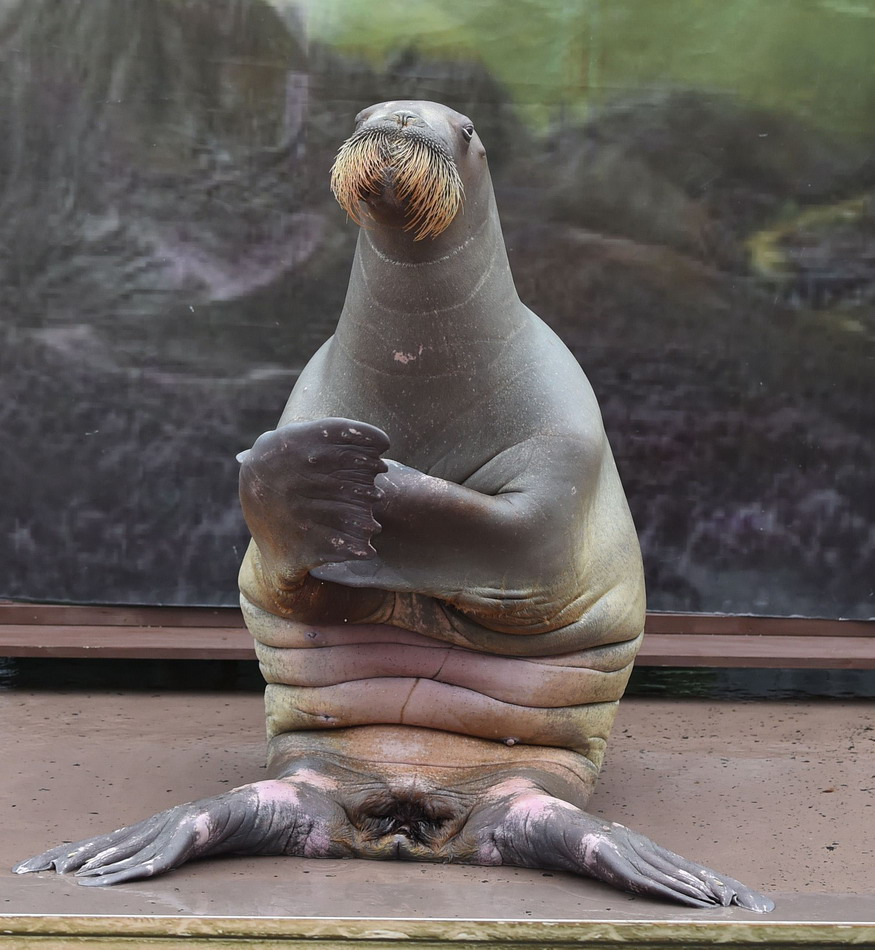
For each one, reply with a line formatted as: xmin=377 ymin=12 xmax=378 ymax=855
xmin=391 ymin=110 xmax=419 ymax=127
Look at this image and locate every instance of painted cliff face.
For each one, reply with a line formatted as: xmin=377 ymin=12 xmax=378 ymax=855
xmin=3 ymin=1 xmax=874 ymax=621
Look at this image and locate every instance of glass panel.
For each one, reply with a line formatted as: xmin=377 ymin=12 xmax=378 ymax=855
xmin=2 ymin=0 xmax=873 ymax=617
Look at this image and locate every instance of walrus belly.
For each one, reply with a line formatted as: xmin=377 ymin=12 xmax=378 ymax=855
xmin=242 ymin=595 xmax=641 ymax=782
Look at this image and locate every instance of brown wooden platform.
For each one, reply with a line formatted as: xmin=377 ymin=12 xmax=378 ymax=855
xmin=1 ymin=602 xmax=873 ymax=667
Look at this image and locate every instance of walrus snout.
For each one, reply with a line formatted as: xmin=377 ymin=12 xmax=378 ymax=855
xmin=330 ymin=109 xmax=464 ymax=241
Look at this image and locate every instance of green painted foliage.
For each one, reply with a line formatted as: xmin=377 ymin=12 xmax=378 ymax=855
xmin=294 ymin=0 xmax=875 ymax=135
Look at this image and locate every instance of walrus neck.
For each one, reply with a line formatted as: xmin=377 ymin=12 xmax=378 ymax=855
xmin=334 ymin=190 xmax=524 ymax=374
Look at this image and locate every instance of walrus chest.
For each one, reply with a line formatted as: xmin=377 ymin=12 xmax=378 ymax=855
xmin=250 ymin=615 xmax=634 ymax=767
xmin=289 ymin=312 xmax=551 ymax=480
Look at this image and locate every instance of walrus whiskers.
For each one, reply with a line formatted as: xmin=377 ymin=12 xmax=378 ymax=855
xmin=393 ymin=134 xmax=464 ymax=240
xmin=330 ymin=126 xmax=463 ymax=241
xmin=329 ymin=127 xmax=392 ymax=229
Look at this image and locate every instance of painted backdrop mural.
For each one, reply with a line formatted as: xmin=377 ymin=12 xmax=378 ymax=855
xmin=2 ymin=0 xmax=873 ymax=618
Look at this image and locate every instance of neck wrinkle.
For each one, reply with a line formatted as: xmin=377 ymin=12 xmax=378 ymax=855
xmin=340 ymin=199 xmax=519 ymax=326
xmin=331 ymin=197 xmax=525 ymax=392
xmin=354 ymin=228 xmax=501 ymax=319
xmin=363 ymin=217 xmax=487 ymax=270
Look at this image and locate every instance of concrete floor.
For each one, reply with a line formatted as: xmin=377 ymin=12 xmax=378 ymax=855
xmin=2 ymin=689 xmax=874 ymax=931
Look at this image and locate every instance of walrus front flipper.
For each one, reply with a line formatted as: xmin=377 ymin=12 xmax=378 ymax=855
xmin=467 ymin=779 xmax=774 ymax=912
xmin=239 ymin=417 xmax=389 ymax=570
xmin=13 ymin=777 xmax=352 ymax=886
xmin=238 ymin=417 xmax=397 ymax=623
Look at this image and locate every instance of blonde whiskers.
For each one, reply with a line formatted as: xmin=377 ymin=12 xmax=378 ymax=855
xmin=331 ymin=127 xmax=463 ymax=241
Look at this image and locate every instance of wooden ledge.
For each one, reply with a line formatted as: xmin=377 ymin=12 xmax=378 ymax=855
xmin=0 ymin=603 xmax=873 ymax=668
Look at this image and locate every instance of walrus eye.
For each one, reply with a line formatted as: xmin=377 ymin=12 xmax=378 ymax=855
xmin=461 ymin=124 xmax=475 ymax=143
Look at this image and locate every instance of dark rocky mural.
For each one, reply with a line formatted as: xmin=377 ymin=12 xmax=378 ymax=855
xmin=1 ymin=0 xmax=873 ymax=617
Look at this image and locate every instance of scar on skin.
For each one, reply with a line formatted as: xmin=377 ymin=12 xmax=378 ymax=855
xmin=393 ymin=344 xmax=425 ymax=364
xmin=192 ymin=813 xmax=212 ymax=847
xmin=256 ymin=780 xmax=302 ymax=807
xmin=488 ymin=780 xmax=578 ymax=820
xmin=579 ymin=832 xmax=603 ymax=866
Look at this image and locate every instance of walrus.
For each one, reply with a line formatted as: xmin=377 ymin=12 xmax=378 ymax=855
xmin=15 ymin=100 xmax=773 ymax=912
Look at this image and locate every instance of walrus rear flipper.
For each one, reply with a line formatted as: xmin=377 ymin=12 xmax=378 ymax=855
xmin=14 ymin=776 xmax=354 ymax=885
xmin=464 ymin=778 xmax=775 ymax=911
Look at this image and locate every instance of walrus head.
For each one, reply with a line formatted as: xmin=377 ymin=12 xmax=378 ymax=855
xmin=330 ymin=100 xmax=484 ymax=241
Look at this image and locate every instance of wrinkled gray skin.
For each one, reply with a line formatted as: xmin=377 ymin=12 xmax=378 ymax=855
xmin=15 ymin=101 xmax=773 ymax=912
